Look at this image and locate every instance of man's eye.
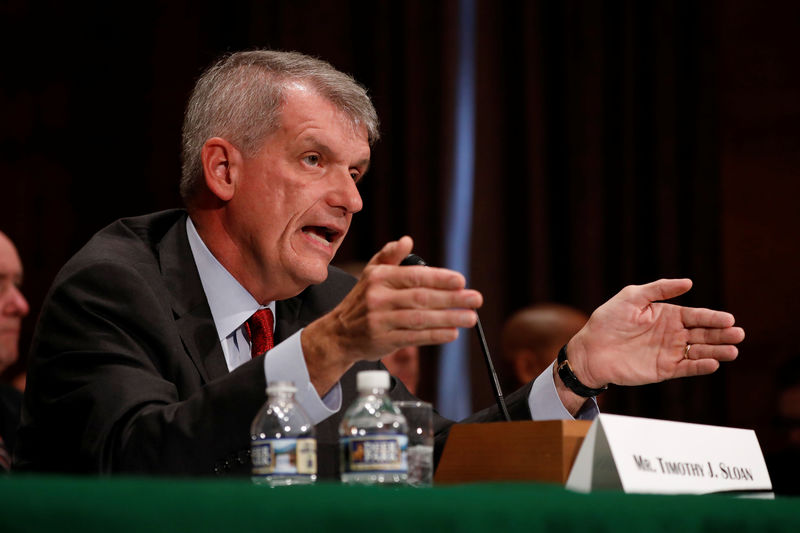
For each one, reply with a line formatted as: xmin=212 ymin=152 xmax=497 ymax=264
xmin=350 ymin=172 xmax=360 ymax=182
xmin=303 ymin=155 xmax=320 ymax=166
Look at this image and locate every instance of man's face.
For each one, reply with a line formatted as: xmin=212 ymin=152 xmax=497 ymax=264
xmin=0 ymin=233 xmax=29 ymax=371
xmin=226 ymin=84 xmax=370 ymax=301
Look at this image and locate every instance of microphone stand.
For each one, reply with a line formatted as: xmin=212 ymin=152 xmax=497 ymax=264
xmin=475 ymin=316 xmax=511 ymax=421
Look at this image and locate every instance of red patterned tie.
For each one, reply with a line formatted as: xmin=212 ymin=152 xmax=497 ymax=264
xmin=244 ymin=308 xmax=275 ymax=358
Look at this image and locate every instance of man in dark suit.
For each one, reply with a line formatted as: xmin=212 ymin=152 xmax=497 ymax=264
xmin=16 ymin=51 xmax=745 ymax=476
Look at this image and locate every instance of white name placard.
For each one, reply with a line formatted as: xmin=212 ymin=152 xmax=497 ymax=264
xmin=566 ymin=413 xmax=772 ymax=495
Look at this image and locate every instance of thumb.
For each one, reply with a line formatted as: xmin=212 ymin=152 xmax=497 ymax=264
xmin=368 ymin=236 xmax=414 ymax=267
xmin=636 ymin=278 xmax=693 ymax=304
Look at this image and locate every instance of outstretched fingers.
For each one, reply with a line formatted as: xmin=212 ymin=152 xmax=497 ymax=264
xmin=680 ymin=309 xmax=743 ymax=365
xmin=686 ymin=325 xmax=745 ymax=346
xmin=680 ymin=306 xmax=737 ymax=329
xmin=682 ymin=343 xmax=739 ymax=362
xmin=346 ymin=237 xmax=483 ymax=352
xmin=381 ymin=326 xmax=462 ymax=347
xmin=674 ymin=358 xmax=721 ymax=378
xmin=366 ymin=285 xmax=482 ymax=311
xmin=380 ymin=308 xmax=479 ymax=331
xmin=365 ymin=262 xmax=468 ymax=292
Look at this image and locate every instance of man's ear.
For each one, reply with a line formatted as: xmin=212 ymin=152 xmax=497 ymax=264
xmin=200 ymin=137 xmax=242 ymax=202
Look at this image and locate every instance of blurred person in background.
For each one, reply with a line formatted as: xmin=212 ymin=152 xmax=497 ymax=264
xmin=500 ymin=303 xmax=612 ymax=409
xmin=0 ymin=231 xmax=30 ymax=470
xmin=501 ymin=303 xmax=588 ymax=389
xmin=765 ymin=357 xmax=800 ymax=494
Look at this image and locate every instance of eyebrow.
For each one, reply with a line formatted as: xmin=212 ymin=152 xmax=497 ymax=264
xmin=355 ymin=158 xmax=371 ymax=174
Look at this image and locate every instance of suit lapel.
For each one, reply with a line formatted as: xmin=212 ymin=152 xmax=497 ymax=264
xmin=157 ymin=213 xmax=229 ymax=383
xmin=275 ymin=297 xmax=305 ymax=343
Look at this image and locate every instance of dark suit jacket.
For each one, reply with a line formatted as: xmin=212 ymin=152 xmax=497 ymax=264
xmin=15 ymin=209 xmax=532 ymax=476
xmin=0 ymin=383 xmax=22 ymax=459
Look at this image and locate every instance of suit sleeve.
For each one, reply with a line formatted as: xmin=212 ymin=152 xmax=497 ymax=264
xmin=18 ymin=258 xmax=267 ymax=475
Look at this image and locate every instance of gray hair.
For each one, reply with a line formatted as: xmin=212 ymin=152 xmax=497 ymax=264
xmin=180 ymin=50 xmax=380 ymax=203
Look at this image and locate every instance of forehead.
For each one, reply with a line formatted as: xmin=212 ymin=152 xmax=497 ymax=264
xmin=0 ymin=234 xmax=22 ymax=276
xmin=277 ymin=85 xmax=370 ymax=154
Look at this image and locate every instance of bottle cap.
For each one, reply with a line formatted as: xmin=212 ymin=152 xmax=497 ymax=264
xmin=266 ymin=381 xmax=297 ymax=395
xmin=356 ymin=370 xmax=390 ymax=392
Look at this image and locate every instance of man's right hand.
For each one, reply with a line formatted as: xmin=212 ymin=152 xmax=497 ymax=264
xmin=301 ymin=236 xmax=482 ymax=396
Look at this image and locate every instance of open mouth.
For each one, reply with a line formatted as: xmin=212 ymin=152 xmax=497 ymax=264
xmin=302 ymin=225 xmax=339 ymax=246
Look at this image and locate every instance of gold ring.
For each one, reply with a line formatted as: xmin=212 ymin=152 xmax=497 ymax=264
xmin=683 ymin=344 xmax=692 ymax=360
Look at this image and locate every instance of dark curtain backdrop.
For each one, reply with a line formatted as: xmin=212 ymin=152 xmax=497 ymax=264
xmin=470 ymin=0 xmax=723 ymax=422
xmin=2 ymin=1 xmax=798 ymax=455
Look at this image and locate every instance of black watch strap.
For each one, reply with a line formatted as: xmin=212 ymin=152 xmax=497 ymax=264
xmin=556 ymin=345 xmax=608 ymax=398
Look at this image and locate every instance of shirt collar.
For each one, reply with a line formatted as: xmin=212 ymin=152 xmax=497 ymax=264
xmin=186 ymin=217 xmax=275 ymax=341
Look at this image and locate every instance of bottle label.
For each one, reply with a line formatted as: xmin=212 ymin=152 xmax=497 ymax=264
xmin=341 ymin=434 xmax=408 ymax=473
xmin=251 ymin=437 xmax=317 ymax=476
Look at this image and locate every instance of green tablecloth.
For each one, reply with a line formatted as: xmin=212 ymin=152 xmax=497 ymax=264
xmin=1 ymin=475 xmax=797 ymax=532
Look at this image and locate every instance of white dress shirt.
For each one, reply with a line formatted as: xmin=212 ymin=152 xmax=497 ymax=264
xmin=186 ymin=218 xmax=340 ymax=424
xmin=186 ymin=217 xmax=597 ymax=424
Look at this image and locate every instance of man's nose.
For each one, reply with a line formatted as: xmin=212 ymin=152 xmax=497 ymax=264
xmin=329 ymin=168 xmax=363 ymax=214
xmin=3 ymin=286 xmax=29 ymax=317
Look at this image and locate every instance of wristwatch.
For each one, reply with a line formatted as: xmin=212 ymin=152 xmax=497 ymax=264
xmin=556 ymin=345 xmax=608 ymax=397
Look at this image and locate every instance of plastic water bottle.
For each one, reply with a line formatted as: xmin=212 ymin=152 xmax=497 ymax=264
xmin=339 ymin=370 xmax=408 ymax=484
xmin=251 ymin=381 xmax=317 ymax=486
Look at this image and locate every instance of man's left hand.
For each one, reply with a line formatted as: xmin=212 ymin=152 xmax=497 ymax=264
xmin=564 ymin=278 xmax=745 ymax=390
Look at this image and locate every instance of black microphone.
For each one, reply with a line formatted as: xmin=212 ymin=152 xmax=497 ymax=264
xmin=400 ymin=254 xmax=512 ymax=421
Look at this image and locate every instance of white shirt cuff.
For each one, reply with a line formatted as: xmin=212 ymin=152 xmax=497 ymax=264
xmin=528 ymin=361 xmax=599 ymax=421
xmin=263 ymin=329 xmax=342 ymax=425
